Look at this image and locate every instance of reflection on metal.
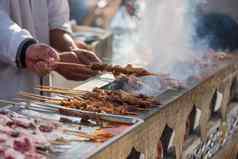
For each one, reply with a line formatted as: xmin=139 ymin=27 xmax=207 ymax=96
xmin=194 ymin=108 xmax=202 ymax=132
xmin=210 ymin=91 xmax=223 ymax=119
xmin=230 ymin=78 xmax=238 ymax=102
xmin=160 ymin=125 xmax=176 ymax=159
xmin=214 ymin=91 xmax=223 ymax=112
xmin=185 ymin=106 xmax=202 ymax=141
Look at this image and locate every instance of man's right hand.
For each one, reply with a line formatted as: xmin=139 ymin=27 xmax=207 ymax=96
xmin=55 ymin=52 xmax=99 ymax=81
xmin=25 ymin=44 xmax=60 ymax=76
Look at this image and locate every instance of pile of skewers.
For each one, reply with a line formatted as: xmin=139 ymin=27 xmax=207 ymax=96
xmin=19 ymin=86 xmax=160 ymax=116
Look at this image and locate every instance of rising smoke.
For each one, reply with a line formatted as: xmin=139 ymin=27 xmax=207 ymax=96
xmin=137 ymin=0 xmax=210 ymax=80
xmin=111 ymin=0 xmax=209 ymax=95
xmin=112 ymin=0 xmax=208 ymax=80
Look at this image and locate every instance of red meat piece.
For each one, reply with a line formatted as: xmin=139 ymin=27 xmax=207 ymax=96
xmin=13 ymin=137 xmax=33 ymax=153
xmin=7 ymin=117 xmax=35 ymax=129
xmin=25 ymin=152 xmax=47 ymax=159
xmin=0 ymin=134 xmax=8 ymax=143
xmin=0 ymin=125 xmax=20 ymax=137
xmin=4 ymin=148 xmax=24 ymax=159
xmin=39 ymin=124 xmax=54 ymax=133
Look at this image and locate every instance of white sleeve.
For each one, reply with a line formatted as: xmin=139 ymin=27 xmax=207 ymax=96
xmin=48 ymin=0 xmax=72 ymax=33
xmin=0 ymin=9 xmax=34 ymax=66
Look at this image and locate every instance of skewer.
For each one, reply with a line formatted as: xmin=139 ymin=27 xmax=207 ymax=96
xmin=35 ymin=86 xmax=90 ymax=96
xmin=35 ymin=88 xmax=86 ymax=96
xmin=54 ymin=62 xmax=161 ymax=77
xmin=19 ymin=86 xmax=159 ymax=117
xmin=38 ymin=85 xmax=90 ymax=93
xmin=15 ymin=98 xmax=137 ymax=125
xmin=40 ymin=85 xmax=73 ymax=91
xmin=0 ymin=99 xmax=20 ymax=106
xmin=55 ymin=62 xmax=89 ymax=69
xmin=19 ymin=92 xmax=60 ymax=101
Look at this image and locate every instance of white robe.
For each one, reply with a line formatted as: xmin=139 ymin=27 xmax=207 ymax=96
xmin=0 ymin=0 xmax=70 ymax=99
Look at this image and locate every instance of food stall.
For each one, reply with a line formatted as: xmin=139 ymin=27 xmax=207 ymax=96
xmin=1 ymin=53 xmax=238 ymax=159
xmin=1 ymin=0 xmax=238 ymax=159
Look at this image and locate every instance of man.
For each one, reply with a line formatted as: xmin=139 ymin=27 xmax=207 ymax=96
xmin=69 ymin=0 xmax=122 ymax=28
xmin=195 ymin=0 xmax=238 ymax=51
xmin=0 ymin=0 xmax=101 ymax=99
xmin=69 ymin=0 xmax=90 ymax=24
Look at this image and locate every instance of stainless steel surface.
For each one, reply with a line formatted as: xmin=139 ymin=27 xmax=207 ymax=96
xmin=0 ymin=100 xmax=143 ymax=159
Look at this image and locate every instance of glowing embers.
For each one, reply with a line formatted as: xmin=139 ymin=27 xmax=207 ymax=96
xmin=210 ymin=90 xmax=223 ymax=119
xmin=158 ymin=125 xmax=176 ymax=159
xmin=185 ymin=105 xmax=202 ymax=140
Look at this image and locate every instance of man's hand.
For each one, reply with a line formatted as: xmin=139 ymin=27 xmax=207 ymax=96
xmin=25 ymin=44 xmax=60 ymax=76
xmin=55 ymin=51 xmax=101 ymax=81
xmin=72 ymin=48 xmax=102 ymax=65
xmin=49 ymin=29 xmax=102 ymax=81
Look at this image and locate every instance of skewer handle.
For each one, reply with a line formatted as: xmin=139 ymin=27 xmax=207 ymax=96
xmin=55 ymin=62 xmax=90 ymax=68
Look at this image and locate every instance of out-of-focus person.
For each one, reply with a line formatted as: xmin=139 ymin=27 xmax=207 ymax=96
xmin=0 ymin=0 xmax=101 ymax=99
xmin=195 ymin=0 xmax=238 ymax=51
xmin=69 ymin=0 xmax=122 ymax=28
xmin=69 ymin=0 xmax=91 ymax=25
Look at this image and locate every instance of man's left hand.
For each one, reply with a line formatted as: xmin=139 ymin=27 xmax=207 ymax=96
xmin=72 ymin=48 xmax=102 ymax=65
xmin=55 ymin=49 xmax=102 ymax=81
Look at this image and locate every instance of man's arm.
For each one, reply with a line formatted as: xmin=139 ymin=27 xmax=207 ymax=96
xmin=0 ymin=4 xmax=59 ymax=76
xmin=0 ymin=7 xmax=35 ymax=66
xmin=48 ymin=0 xmax=88 ymax=52
xmin=48 ymin=0 xmax=76 ymax=52
xmin=48 ymin=0 xmax=102 ymax=80
xmin=50 ymin=29 xmax=78 ymax=52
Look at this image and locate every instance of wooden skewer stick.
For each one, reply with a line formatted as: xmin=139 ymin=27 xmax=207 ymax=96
xmin=36 ymin=86 xmax=90 ymax=93
xmin=39 ymin=85 xmax=73 ymax=91
xmin=18 ymin=92 xmax=61 ymax=102
xmin=35 ymin=88 xmax=87 ymax=96
xmin=54 ymin=62 xmax=90 ymax=68
xmin=38 ymin=85 xmax=90 ymax=94
xmin=19 ymin=92 xmax=55 ymax=100
xmin=35 ymin=88 xmax=80 ymax=96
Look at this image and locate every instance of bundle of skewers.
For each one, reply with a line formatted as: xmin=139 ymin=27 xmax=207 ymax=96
xmin=55 ymin=62 xmax=160 ymax=77
xmin=19 ymin=86 xmax=160 ymax=116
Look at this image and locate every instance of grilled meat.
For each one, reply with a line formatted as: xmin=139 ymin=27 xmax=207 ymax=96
xmin=91 ymin=64 xmax=158 ymax=77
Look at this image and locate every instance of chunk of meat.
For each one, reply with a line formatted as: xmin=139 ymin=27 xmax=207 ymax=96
xmin=7 ymin=117 xmax=35 ymax=129
xmin=0 ymin=125 xmax=20 ymax=137
xmin=0 ymin=134 xmax=8 ymax=143
xmin=4 ymin=148 xmax=25 ymax=159
xmin=25 ymin=152 xmax=47 ymax=159
xmin=0 ymin=114 xmax=12 ymax=125
xmin=13 ymin=137 xmax=34 ymax=153
xmin=0 ymin=146 xmax=5 ymax=157
xmin=39 ymin=124 xmax=54 ymax=133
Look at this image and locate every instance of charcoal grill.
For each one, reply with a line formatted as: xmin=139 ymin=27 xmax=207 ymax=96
xmin=74 ymin=57 xmax=238 ymax=159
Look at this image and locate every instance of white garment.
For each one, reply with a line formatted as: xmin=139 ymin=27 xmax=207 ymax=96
xmin=0 ymin=0 xmax=71 ymax=99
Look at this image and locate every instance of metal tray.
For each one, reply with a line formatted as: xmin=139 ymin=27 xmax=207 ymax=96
xmin=0 ymin=101 xmax=143 ymax=159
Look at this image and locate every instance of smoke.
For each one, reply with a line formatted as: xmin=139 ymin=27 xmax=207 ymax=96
xmin=137 ymin=0 xmax=210 ymax=80
xmin=111 ymin=0 xmax=209 ymax=79
xmin=110 ymin=0 xmax=211 ymax=95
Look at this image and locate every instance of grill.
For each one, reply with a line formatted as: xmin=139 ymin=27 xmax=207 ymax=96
xmin=1 ymin=54 xmax=238 ymax=159
xmin=75 ymin=57 xmax=238 ymax=159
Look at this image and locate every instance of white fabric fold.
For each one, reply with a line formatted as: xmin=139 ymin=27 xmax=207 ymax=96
xmin=0 ymin=0 xmax=70 ymax=99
